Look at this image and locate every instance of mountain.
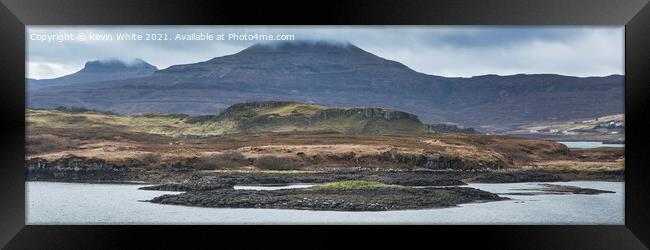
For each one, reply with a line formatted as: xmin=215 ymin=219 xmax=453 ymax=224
xmin=26 ymin=41 xmax=624 ymax=133
xmin=27 ymin=58 xmax=157 ymax=90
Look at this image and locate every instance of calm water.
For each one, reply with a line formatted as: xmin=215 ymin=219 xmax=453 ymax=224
xmin=26 ymin=181 xmax=623 ymax=225
xmin=558 ymin=141 xmax=624 ymax=148
xmin=234 ymin=184 xmax=316 ymax=190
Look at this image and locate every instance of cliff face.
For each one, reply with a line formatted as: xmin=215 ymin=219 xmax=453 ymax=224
xmin=213 ymin=101 xmax=428 ymax=134
xmin=427 ymin=124 xmax=476 ymax=134
xmin=219 ymin=101 xmax=302 ymax=120
xmin=25 ymin=156 xmax=194 ymax=182
xmin=216 ymin=101 xmax=476 ymax=135
xmin=313 ymin=108 xmax=420 ymax=122
xmin=26 ymin=157 xmax=137 ymax=182
xmin=24 ymin=143 xmax=510 ymax=183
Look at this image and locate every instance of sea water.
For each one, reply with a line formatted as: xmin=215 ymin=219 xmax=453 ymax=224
xmin=26 ymin=181 xmax=623 ymax=225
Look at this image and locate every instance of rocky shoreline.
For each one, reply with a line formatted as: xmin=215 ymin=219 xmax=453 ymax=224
xmin=26 ymin=165 xmax=624 ymax=186
xmin=25 ymin=166 xmax=622 ymax=211
xmin=499 ymin=184 xmax=616 ymax=196
xmin=141 ymin=177 xmax=616 ymax=211
xmin=25 ymin=154 xmax=623 ymax=211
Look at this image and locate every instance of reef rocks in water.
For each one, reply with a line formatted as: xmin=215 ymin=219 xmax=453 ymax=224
xmin=148 ymin=185 xmax=507 ymax=211
xmin=499 ymin=184 xmax=615 ymax=196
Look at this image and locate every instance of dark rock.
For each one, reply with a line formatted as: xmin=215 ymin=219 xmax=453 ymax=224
xmin=148 ymin=186 xmax=507 ymax=211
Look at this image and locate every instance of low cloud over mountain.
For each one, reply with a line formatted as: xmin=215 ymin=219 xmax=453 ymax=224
xmin=27 ymin=41 xmax=623 ymax=132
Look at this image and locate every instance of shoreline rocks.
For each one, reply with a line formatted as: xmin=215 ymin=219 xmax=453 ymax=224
xmin=26 ymin=162 xmax=624 ymax=186
xmin=500 ymin=184 xmax=616 ymax=196
xmin=148 ymin=186 xmax=508 ymax=211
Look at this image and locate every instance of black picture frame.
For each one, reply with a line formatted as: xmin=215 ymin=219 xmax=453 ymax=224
xmin=1 ymin=0 xmax=649 ymax=248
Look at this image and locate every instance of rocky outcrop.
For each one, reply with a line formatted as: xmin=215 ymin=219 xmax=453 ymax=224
xmin=219 ymin=101 xmax=299 ymax=120
xmin=224 ymin=101 xmax=422 ymax=123
xmin=139 ymin=175 xmax=233 ymax=191
xmin=148 ymin=186 xmax=507 ymax=211
xmin=427 ymin=124 xmax=476 ymax=134
xmin=27 ymin=156 xmax=109 ymax=169
xmin=26 ymin=157 xmax=138 ymax=182
xmin=225 ymin=101 xmax=427 ymax=134
xmin=25 ymin=157 xmax=193 ymax=183
xmin=239 ymin=113 xmax=309 ymax=129
xmin=358 ymin=149 xmax=508 ymax=170
xmin=313 ymin=108 xmax=420 ymax=122
xmin=463 ymin=170 xmax=564 ymax=183
xmin=499 ymin=183 xmax=615 ymax=195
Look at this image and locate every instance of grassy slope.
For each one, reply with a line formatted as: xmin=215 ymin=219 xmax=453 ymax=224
xmin=26 ymin=103 xmax=623 ymax=172
xmin=26 ymin=119 xmax=624 ymax=172
xmin=27 ymin=101 xmax=427 ymax=137
xmin=27 ymin=109 xmax=236 ymax=137
xmin=524 ymin=114 xmax=623 ymax=132
xmin=256 ymin=103 xmax=328 ymax=116
xmin=509 ymin=114 xmax=624 ymax=141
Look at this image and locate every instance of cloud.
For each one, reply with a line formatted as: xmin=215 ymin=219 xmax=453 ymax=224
xmin=27 ymin=61 xmax=82 ymax=80
xmin=363 ymin=27 xmax=623 ymax=77
xmin=26 ymin=26 xmax=623 ymax=79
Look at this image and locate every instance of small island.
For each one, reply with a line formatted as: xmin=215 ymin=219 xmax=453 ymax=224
xmin=148 ymin=181 xmax=507 ymax=211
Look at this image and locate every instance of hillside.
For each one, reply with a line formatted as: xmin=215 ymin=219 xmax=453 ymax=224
xmin=506 ymin=114 xmax=624 ymax=141
xmin=27 ymin=102 xmax=624 ymax=184
xmin=27 ymin=116 xmax=623 ymax=174
xmin=211 ymin=101 xmax=429 ymax=134
xmin=26 ymin=101 xmax=475 ymax=137
xmin=26 ymin=41 xmax=624 ymax=133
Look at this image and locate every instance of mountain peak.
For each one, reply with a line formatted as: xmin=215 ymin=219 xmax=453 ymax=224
xmin=158 ymin=39 xmax=413 ymax=76
xmin=237 ymin=40 xmax=364 ymax=55
xmin=83 ymin=58 xmax=157 ymax=72
xmin=27 ymin=58 xmax=158 ymax=90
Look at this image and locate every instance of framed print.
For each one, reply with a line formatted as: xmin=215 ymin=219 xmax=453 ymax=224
xmin=1 ymin=0 xmax=649 ymax=248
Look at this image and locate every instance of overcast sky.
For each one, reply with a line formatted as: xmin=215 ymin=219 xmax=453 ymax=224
xmin=26 ymin=26 xmax=623 ymax=79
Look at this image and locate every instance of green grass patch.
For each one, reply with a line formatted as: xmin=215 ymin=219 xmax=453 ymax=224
xmin=257 ymin=103 xmax=328 ymax=116
xmin=201 ymin=169 xmax=321 ymax=174
xmin=238 ymin=109 xmax=258 ymax=123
